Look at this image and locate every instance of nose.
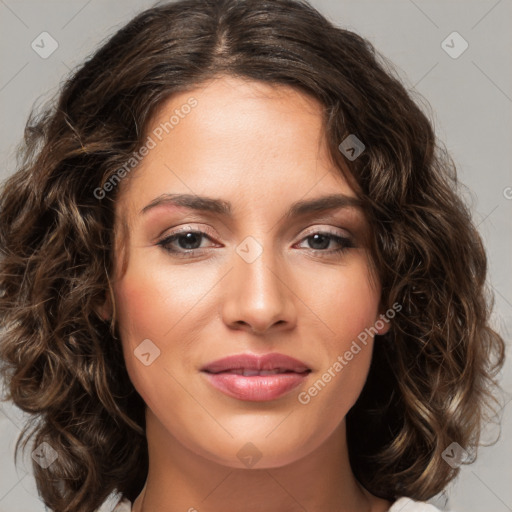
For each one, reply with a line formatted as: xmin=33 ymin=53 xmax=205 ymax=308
xmin=221 ymin=243 xmax=297 ymax=335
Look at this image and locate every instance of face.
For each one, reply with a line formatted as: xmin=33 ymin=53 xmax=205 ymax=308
xmin=106 ymin=75 xmax=390 ymax=469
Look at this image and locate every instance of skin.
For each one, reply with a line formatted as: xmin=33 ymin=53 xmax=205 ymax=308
xmin=101 ymin=75 xmax=393 ymax=512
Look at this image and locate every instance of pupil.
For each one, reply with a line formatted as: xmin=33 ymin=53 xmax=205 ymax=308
xmin=310 ymin=233 xmax=329 ymax=250
xmin=175 ymin=233 xmax=331 ymax=251
xmin=179 ymin=232 xmax=201 ymax=250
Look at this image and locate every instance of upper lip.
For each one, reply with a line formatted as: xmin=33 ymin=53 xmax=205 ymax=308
xmin=201 ymin=353 xmax=311 ymax=374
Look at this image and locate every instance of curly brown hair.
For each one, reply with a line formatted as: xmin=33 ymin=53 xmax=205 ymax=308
xmin=0 ymin=0 xmax=506 ymax=511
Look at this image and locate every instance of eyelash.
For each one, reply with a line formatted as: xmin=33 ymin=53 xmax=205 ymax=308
xmin=156 ymin=227 xmax=355 ymax=259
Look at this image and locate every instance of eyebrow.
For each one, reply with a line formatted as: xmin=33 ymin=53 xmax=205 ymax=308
xmin=139 ymin=193 xmax=364 ymax=219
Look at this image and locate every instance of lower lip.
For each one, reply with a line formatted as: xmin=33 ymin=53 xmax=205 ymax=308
xmin=202 ymin=371 xmax=309 ymax=401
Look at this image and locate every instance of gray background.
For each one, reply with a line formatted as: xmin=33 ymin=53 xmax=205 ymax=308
xmin=0 ymin=1 xmax=511 ymax=511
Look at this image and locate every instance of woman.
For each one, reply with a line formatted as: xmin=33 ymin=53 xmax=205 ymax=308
xmin=0 ymin=1 xmax=505 ymax=511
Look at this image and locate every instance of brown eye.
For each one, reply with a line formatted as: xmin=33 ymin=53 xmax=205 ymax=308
xmin=157 ymin=229 xmax=217 ymax=257
xmin=297 ymin=232 xmax=355 ymax=255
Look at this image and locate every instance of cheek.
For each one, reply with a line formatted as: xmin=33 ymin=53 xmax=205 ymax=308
xmin=301 ymin=260 xmax=379 ymax=407
xmin=111 ymin=260 xmax=213 ymax=406
xmin=315 ymin=258 xmax=381 ymax=344
xmin=112 ymin=264 xmax=177 ymax=399
xmin=113 ymin=261 xmax=197 ymax=344
xmin=113 ymin=270 xmax=162 ymax=346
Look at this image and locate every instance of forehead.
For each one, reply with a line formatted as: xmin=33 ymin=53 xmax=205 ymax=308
xmin=149 ymin=76 xmax=327 ymax=158
xmin=116 ymin=75 xmax=361 ymax=222
xmin=164 ymin=75 xmax=325 ymax=123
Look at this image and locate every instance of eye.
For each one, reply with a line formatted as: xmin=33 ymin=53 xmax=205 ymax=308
xmin=157 ymin=229 xmax=217 ymax=257
xmin=156 ymin=228 xmax=355 ymax=258
xmin=295 ymin=231 xmax=355 ymax=255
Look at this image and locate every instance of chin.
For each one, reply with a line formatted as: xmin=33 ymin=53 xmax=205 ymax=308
xmin=184 ymin=425 xmax=326 ymax=471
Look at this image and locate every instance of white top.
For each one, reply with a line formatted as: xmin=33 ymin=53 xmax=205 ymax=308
xmin=389 ymin=498 xmax=450 ymax=511
xmin=106 ymin=496 xmax=450 ymax=511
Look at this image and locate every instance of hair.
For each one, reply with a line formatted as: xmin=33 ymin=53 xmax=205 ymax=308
xmin=0 ymin=0 xmax=506 ymax=510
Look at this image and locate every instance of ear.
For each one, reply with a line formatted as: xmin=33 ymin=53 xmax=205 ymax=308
xmin=96 ymin=293 xmax=113 ymax=321
xmin=374 ymin=308 xmax=392 ymax=336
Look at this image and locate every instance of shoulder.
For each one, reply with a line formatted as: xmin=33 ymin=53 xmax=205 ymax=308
xmin=95 ymin=493 xmax=132 ymax=512
xmin=102 ymin=495 xmax=453 ymax=512
xmin=111 ymin=498 xmax=132 ymax=511
xmin=389 ymin=497 xmax=454 ymax=511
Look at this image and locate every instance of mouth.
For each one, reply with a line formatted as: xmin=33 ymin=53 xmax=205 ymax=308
xmin=204 ymin=368 xmax=310 ymax=376
xmin=200 ymin=352 xmax=311 ymax=401
xmin=200 ymin=352 xmax=311 ymax=374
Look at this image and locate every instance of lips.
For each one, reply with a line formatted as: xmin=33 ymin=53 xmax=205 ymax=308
xmin=200 ymin=353 xmax=311 ymax=401
xmin=215 ymin=368 xmax=299 ymax=376
xmin=200 ymin=353 xmax=311 ymax=375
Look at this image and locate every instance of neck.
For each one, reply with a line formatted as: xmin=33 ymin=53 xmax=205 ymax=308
xmin=132 ymin=410 xmax=390 ymax=512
